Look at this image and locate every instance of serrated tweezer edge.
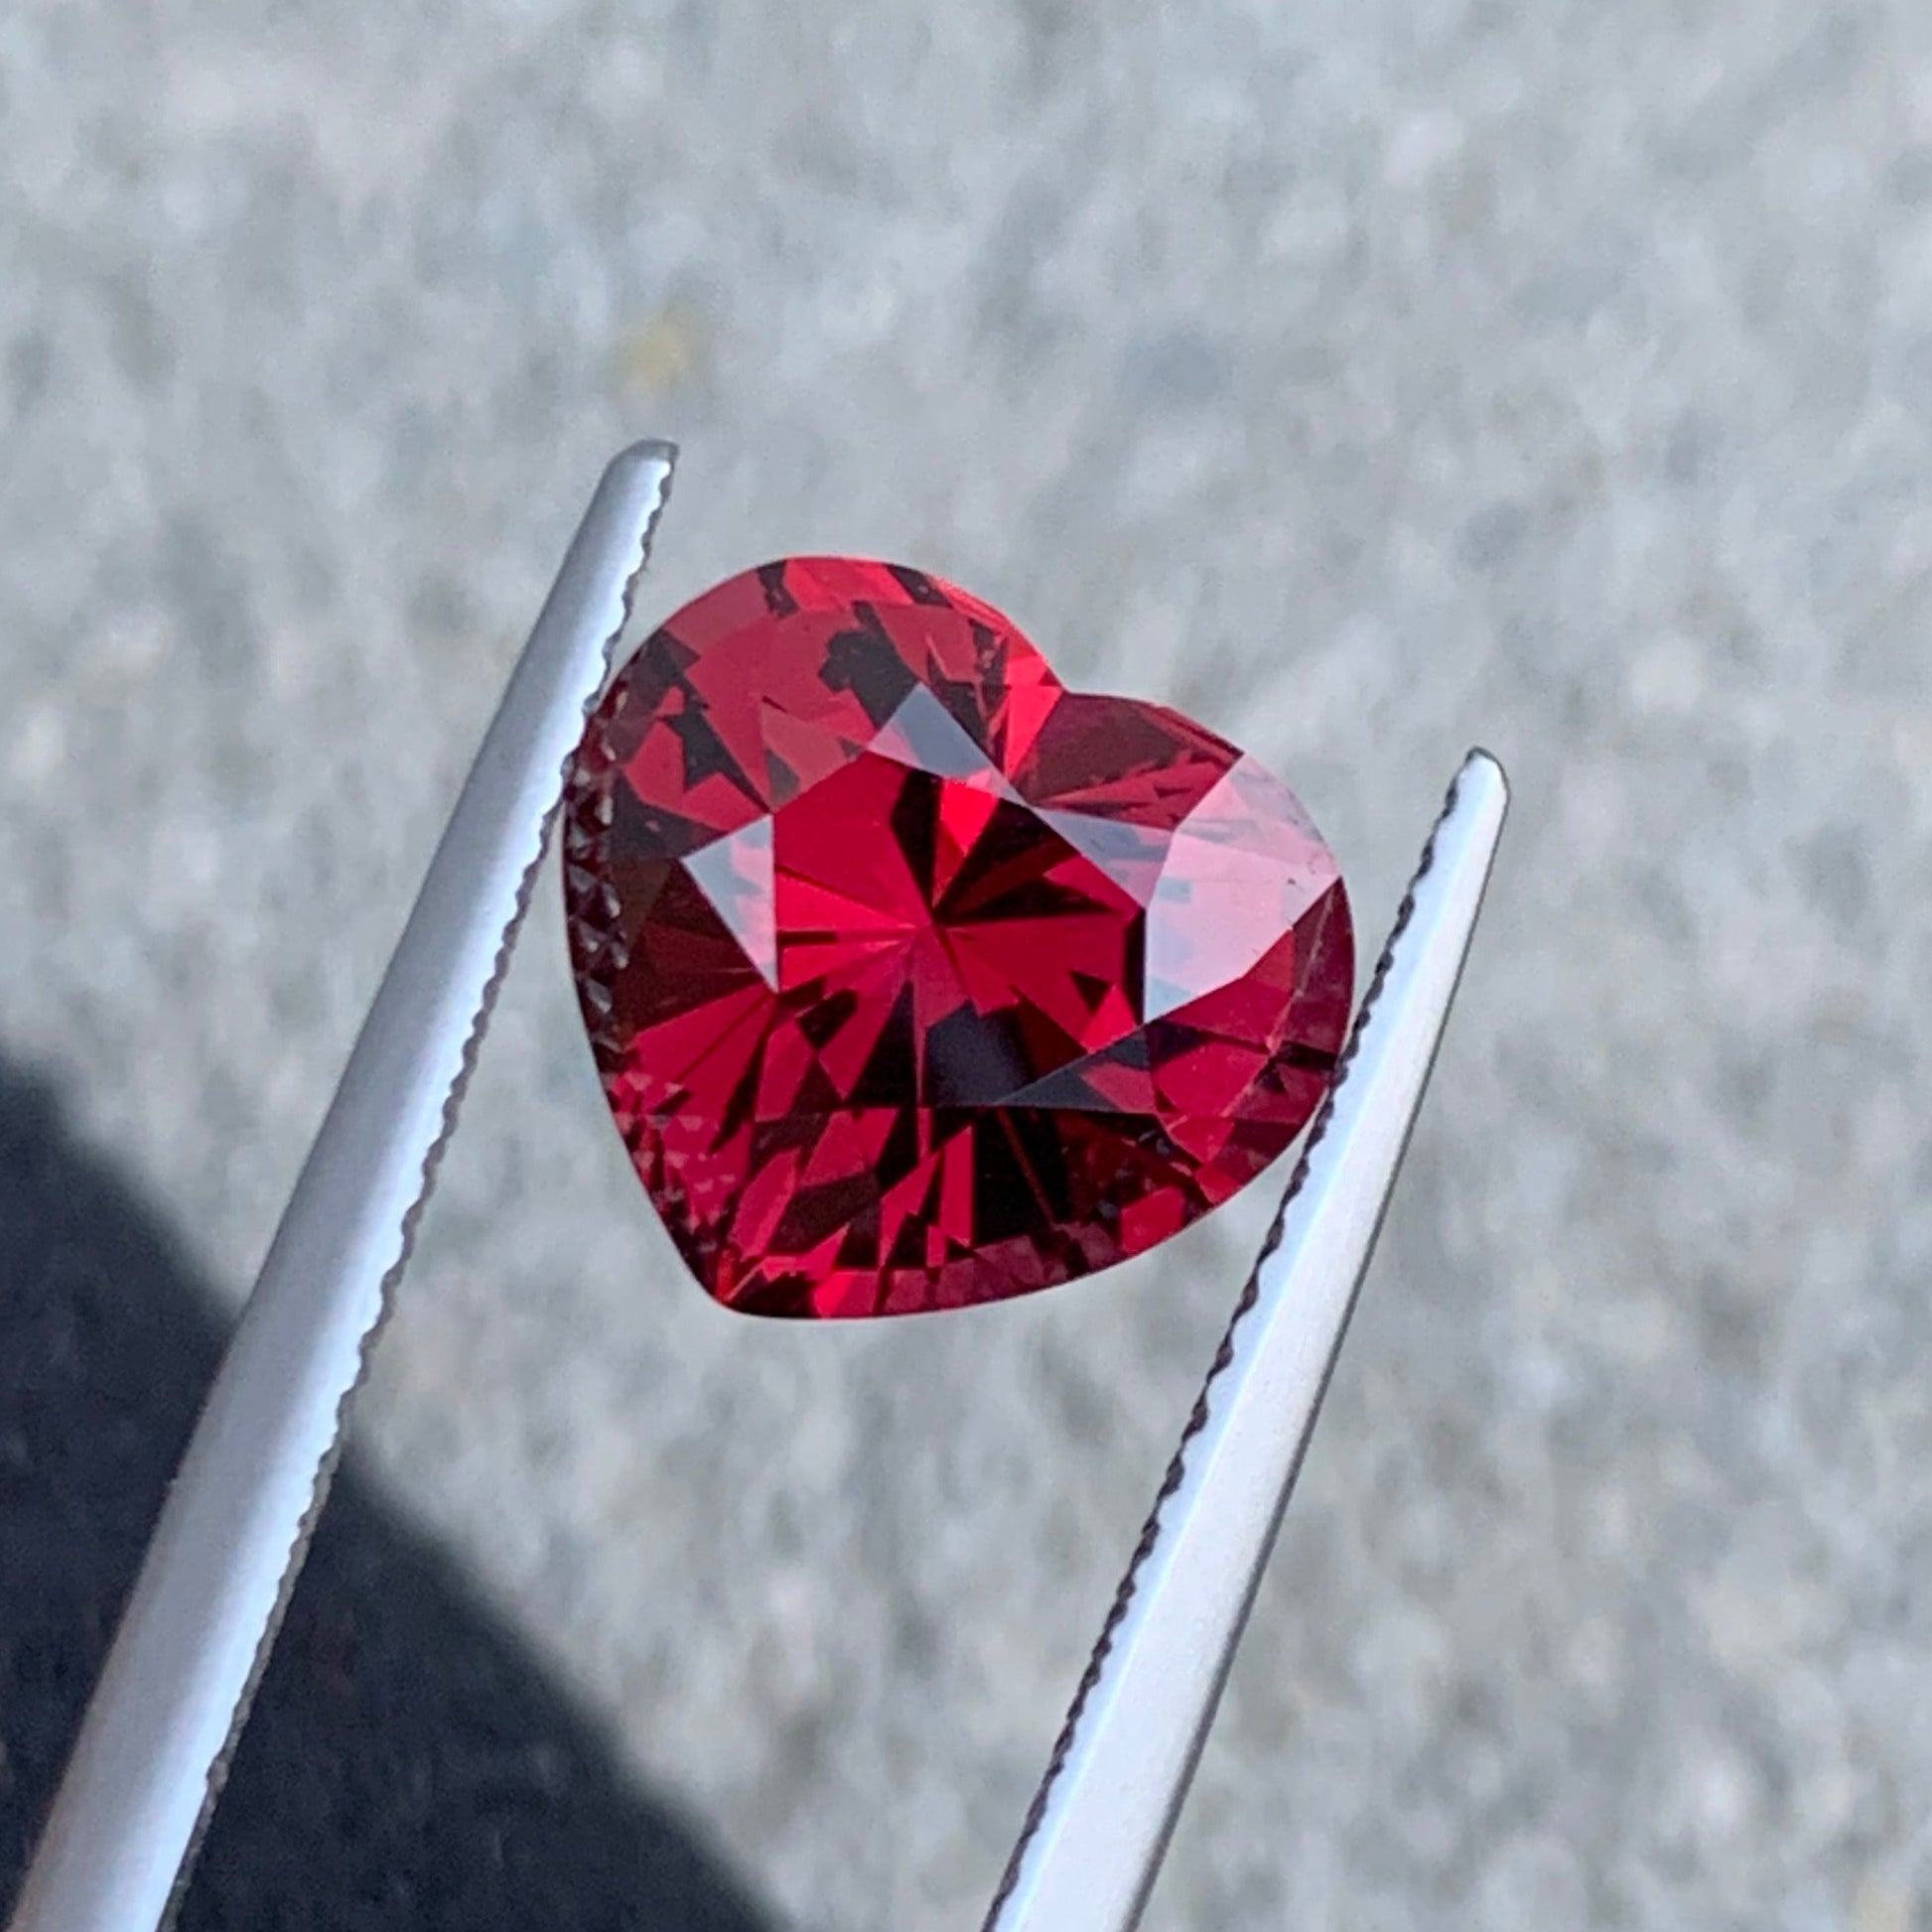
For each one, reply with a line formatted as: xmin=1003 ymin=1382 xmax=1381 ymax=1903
xmin=8 ymin=442 xmax=678 ymax=1932
xmin=986 ymin=748 xmax=1509 ymax=1932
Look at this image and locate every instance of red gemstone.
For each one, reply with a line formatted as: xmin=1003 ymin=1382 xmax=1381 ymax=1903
xmin=564 ymin=559 xmax=1353 ymax=1318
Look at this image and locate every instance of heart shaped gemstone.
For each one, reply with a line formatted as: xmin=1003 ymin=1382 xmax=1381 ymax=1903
xmin=565 ymin=559 xmax=1352 ymax=1317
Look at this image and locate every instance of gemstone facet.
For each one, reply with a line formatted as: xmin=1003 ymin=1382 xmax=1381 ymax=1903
xmin=565 ymin=559 xmax=1353 ymax=1317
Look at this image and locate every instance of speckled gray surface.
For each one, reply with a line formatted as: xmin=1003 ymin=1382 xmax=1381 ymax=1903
xmin=4 ymin=1 xmax=1932 ymax=1926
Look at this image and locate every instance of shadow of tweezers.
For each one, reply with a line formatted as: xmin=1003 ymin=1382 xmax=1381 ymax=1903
xmin=0 ymin=1058 xmax=773 ymax=1932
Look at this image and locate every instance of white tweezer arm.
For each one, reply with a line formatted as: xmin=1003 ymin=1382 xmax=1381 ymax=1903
xmin=8 ymin=442 xmax=677 ymax=1932
xmin=986 ymin=749 xmax=1509 ymax=1932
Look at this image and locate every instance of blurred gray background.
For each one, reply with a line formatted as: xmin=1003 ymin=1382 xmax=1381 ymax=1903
xmin=3 ymin=0 xmax=1929 ymax=1926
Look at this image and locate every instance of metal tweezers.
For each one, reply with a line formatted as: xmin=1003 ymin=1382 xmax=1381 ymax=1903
xmin=8 ymin=443 xmax=1507 ymax=1932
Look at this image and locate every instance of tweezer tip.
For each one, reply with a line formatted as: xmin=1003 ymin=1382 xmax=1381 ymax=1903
xmin=608 ymin=437 xmax=680 ymax=483
xmin=1459 ymin=745 xmax=1510 ymax=806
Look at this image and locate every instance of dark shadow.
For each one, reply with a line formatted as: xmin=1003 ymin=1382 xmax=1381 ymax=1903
xmin=0 ymin=1059 xmax=774 ymax=1931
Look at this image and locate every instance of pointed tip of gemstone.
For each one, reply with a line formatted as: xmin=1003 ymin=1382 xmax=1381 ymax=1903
xmin=567 ymin=558 xmax=1353 ymax=1318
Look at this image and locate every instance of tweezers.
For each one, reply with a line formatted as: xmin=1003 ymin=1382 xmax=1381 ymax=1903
xmin=7 ymin=442 xmax=1506 ymax=1932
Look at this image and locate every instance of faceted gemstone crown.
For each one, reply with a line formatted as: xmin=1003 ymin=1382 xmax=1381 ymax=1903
xmin=565 ymin=558 xmax=1352 ymax=1317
